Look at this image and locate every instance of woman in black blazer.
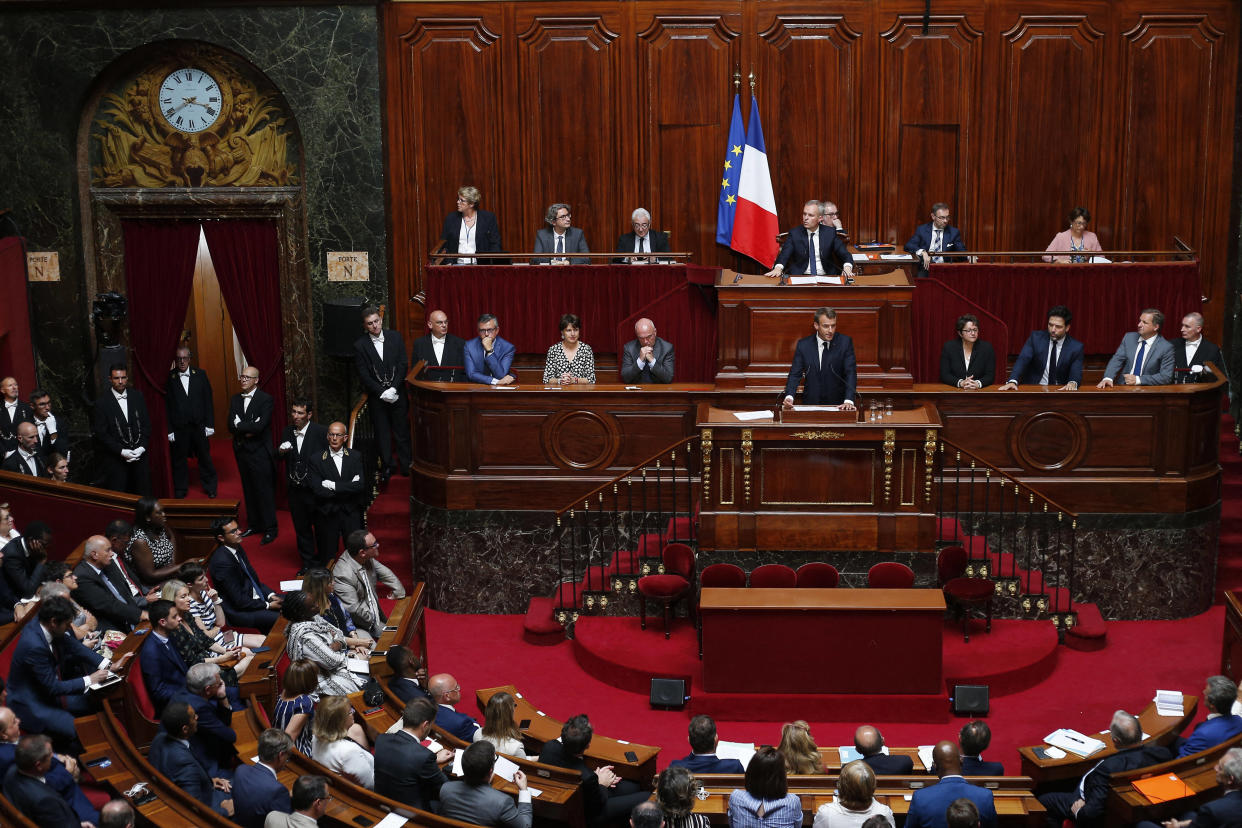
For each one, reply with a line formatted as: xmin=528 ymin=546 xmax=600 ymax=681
xmin=940 ymin=313 xmax=996 ymax=388
xmin=441 ymin=185 xmax=504 ymax=263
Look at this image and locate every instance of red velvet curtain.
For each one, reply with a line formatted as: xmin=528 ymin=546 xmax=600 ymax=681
xmin=0 ymin=237 xmax=36 ymax=395
xmin=121 ymin=220 xmax=202 ymax=496
xmin=615 ymin=269 xmax=718 ymax=382
xmin=201 ymin=220 xmax=287 ymax=443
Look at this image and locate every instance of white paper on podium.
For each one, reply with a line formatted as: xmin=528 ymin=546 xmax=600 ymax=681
xmin=787 ymin=276 xmax=818 ymax=285
xmin=791 ymin=405 xmax=839 ymax=412
xmin=733 ymin=410 xmax=774 ymax=421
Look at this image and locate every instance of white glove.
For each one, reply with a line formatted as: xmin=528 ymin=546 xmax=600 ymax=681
xmin=233 ymin=414 xmax=241 ymax=426
xmin=133 ymin=447 xmax=145 ymax=458
xmin=321 ymin=480 xmax=336 ymax=491
xmin=352 ymin=475 xmax=360 ymax=483
xmin=279 ymin=441 xmax=292 ymax=452
xmin=120 ymin=449 xmax=135 ymax=461
xmin=1191 ymin=365 xmax=1205 ymax=374
xmin=380 ymin=388 xmax=398 ymax=403
xmin=204 ymin=427 xmax=215 ymax=437
xmin=168 ymin=433 xmax=176 ymax=442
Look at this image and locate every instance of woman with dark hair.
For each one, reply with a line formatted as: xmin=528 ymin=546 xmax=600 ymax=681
xmin=275 ymin=658 xmax=320 ymax=754
xmin=127 ymin=497 xmax=181 ymax=585
xmin=1043 ymin=207 xmax=1103 ymax=263
xmin=302 ymin=567 xmax=374 ymax=655
xmin=812 ymin=760 xmax=893 ymax=828
xmin=939 ymin=314 xmax=996 ymax=389
xmin=542 ymin=313 xmax=597 ymax=385
xmin=177 ymin=561 xmax=266 ymax=649
xmin=727 ymin=746 xmax=801 ymax=828
xmin=657 ymin=765 xmax=711 ymax=828
xmin=480 ymin=691 xmax=526 ymax=758
xmin=441 ymin=185 xmax=504 ymax=265
xmin=283 ymin=589 xmax=364 ymax=696
xmin=43 ymin=453 xmax=69 ymax=482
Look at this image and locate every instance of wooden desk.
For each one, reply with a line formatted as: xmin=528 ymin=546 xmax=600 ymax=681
xmin=696 ymin=403 xmax=940 ymax=553
xmin=699 ymin=588 xmax=945 ymax=693
xmin=1105 ymin=728 xmax=1242 ymax=828
xmin=1017 ymin=696 xmax=1199 ymax=787
xmin=714 ymin=268 xmax=914 ymax=390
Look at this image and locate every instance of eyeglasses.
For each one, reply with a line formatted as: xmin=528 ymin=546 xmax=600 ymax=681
xmin=478 ymin=326 xmax=498 ymax=334
xmin=556 ymin=213 xmax=571 ymax=220
xmin=366 ymin=541 xmax=381 ymax=549
xmin=239 ymin=374 xmax=258 ymax=381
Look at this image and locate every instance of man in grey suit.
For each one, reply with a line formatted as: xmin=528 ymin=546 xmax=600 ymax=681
xmin=533 ymin=203 xmax=590 ymax=265
xmin=620 ymin=318 xmax=675 ymax=384
xmin=439 ymin=741 xmax=532 ymax=828
xmin=1097 ymin=308 xmax=1175 ymax=387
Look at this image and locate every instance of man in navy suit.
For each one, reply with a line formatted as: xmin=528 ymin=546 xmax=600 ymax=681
xmin=464 ymin=314 xmax=517 ymax=386
xmin=2 ymin=735 xmax=81 ymax=828
xmin=278 ymin=399 xmax=329 ymax=572
xmin=614 ymin=208 xmax=671 ymax=264
xmin=229 ymin=366 xmax=278 ymax=544
xmin=8 ymin=596 xmax=121 ymax=750
xmin=375 ymin=697 xmax=453 ymax=810
xmin=1038 ymin=710 xmax=1169 ymax=828
xmin=904 ymin=203 xmax=967 ymax=275
xmin=1097 ymin=308 xmax=1175 ymax=388
xmin=232 ymin=728 xmax=294 ymax=828
xmin=412 ymin=310 xmax=469 ymax=382
xmin=905 ymin=741 xmax=997 ymax=828
xmin=149 ymin=701 xmax=234 ymax=816
xmin=1000 ymin=305 xmax=1084 ymax=391
xmin=1178 ymin=676 xmax=1242 ymax=757
xmin=856 ymin=725 xmax=916 ymax=775
xmin=765 ymin=201 xmax=855 ymax=279
xmin=1136 ymin=747 xmax=1242 ymax=828
xmin=354 ymin=306 xmax=411 ymax=482
xmin=958 ymin=721 xmax=1005 ymax=776
xmin=669 ymin=715 xmax=744 ymax=773
xmin=533 ymin=203 xmax=590 ymax=265
xmin=169 ymin=664 xmax=239 ymax=768
xmin=386 ymin=646 xmax=432 ymax=704
xmin=92 ymin=364 xmax=152 ymax=495
xmin=207 ymin=518 xmax=282 ymax=633
xmin=429 ymin=672 xmax=483 ymax=741
xmin=782 ymin=307 xmax=857 ymax=410
xmin=165 ymin=346 xmax=218 ymax=498
xmin=539 ymin=714 xmax=649 ymax=826
xmin=0 ymin=708 xmax=98 ymax=825
xmin=1173 ymin=312 xmax=1228 ymax=386
xmin=309 ymin=423 xmax=366 ymax=564
xmin=2 ymin=521 xmax=51 ymax=599
xmin=141 ymin=599 xmax=191 ymax=714
xmin=73 ymin=533 xmax=146 ymax=633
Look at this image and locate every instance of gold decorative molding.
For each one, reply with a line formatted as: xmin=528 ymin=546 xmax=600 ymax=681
xmin=883 ymin=429 xmax=895 ymax=505
xmin=791 ymin=430 xmax=846 ymax=439
xmin=741 ymin=429 xmax=753 ymax=504
xmin=700 ymin=429 xmax=713 ymax=502
xmin=924 ymin=430 xmax=937 ymax=503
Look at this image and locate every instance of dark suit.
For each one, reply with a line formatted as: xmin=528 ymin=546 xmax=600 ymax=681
xmin=0 ymin=743 xmax=97 ymax=824
xmin=149 ymin=732 xmax=231 ymax=815
xmin=92 ymin=388 xmax=152 ymax=494
xmin=8 ymin=621 xmax=102 ymax=746
xmin=533 ymin=226 xmax=590 ymax=265
xmin=620 ymin=337 xmax=675 ymax=384
xmin=1174 ymin=337 xmax=1227 ymax=384
xmin=862 ymin=752 xmax=916 ymax=775
xmin=613 ymin=230 xmax=670 ymax=263
xmin=442 ymin=210 xmax=505 ymax=259
xmin=440 ymin=779 xmax=532 ymax=828
xmin=279 ymin=422 xmax=328 ymax=570
xmin=72 ymin=559 xmax=143 ymax=632
xmin=1038 ymin=744 xmax=1169 ymax=828
xmin=309 ymin=448 xmax=366 ymax=564
xmin=1 ymin=449 xmax=45 ymax=477
xmin=412 ymin=333 xmax=468 ymax=382
xmin=961 ymin=755 xmax=1005 ymax=776
xmin=389 ymin=676 xmax=432 ymax=705
xmin=1007 ymin=331 xmax=1085 ymax=386
xmin=0 ymin=400 xmax=33 ymax=454
xmin=1102 ymin=333 xmax=1175 ymax=386
xmin=539 ymin=739 xmax=648 ymax=826
xmin=208 ymin=543 xmax=279 ymax=633
xmin=232 ymin=762 xmax=292 ymax=828
xmin=904 ymin=221 xmax=967 ymax=274
xmin=1137 ymin=788 xmax=1242 ymax=828
xmin=355 ymin=329 xmax=411 ymax=476
xmin=165 ymin=367 xmax=218 ymax=497
xmin=435 ymin=704 xmax=482 ymax=742
xmin=464 ymin=336 xmax=516 ymax=386
xmin=1179 ymin=714 xmax=1242 ymax=757
xmin=775 ymin=225 xmax=850 ymax=275
xmin=669 ymin=753 xmax=745 ymax=774
xmin=141 ymin=631 xmax=189 ymax=713
xmin=374 ymin=730 xmax=449 ymax=810
xmin=31 ymin=415 xmax=67 ymax=458
xmin=783 ymin=333 xmax=857 ymax=405
xmin=2 ymin=766 xmax=80 ymax=828
xmin=171 ymin=690 xmax=238 ymax=768
xmin=229 ymin=389 xmax=277 ymax=534
xmin=940 ymin=340 xmax=996 ymax=388
xmin=906 ymin=775 xmax=997 ymax=828
xmin=1 ymin=536 xmax=45 ymax=599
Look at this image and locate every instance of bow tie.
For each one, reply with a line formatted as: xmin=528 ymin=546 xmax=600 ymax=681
xmin=180 ymin=372 xmax=190 ymax=379
xmin=371 ymin=335 xmax=385 ymax=344
xmin=115 ymin=393 xmax=127 ymax=400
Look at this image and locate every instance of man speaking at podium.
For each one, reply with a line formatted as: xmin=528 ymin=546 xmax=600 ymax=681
xmin=782 ymin=307 xmax=857 ymax=411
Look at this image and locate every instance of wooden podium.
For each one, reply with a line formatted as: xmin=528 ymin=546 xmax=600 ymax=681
xmin=696 ymin=403 xmax=941 ymax=553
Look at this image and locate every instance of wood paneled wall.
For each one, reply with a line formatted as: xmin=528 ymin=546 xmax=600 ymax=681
xmin=383 ymin=0 xmax=1238 ymax=340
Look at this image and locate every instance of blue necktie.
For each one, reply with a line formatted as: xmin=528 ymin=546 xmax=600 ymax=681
xmin=1133 ymin=340 xmax=1147 ymax=378
xmin=556 ymin=236 xmax=564 ymax=256
xmin=236 ymin=550 xmax=265 ymax=602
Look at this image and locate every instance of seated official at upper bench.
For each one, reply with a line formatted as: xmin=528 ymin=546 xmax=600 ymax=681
xmin=904 ymin=202 xmax=966 ymax=275
xmin=614 ymin=208 xmax=670 ymax=264
xmin=1000 ymin=305 xmax=1083 ymax=391
xmin=442 ymin=186 xmax=504 ymax=265
xmin=465 ymin=314 xmax=516 ymax=386
xmin=782 ymin=307 xmax=857 ymax=411
xmin=940 ymin=314 xmax=995 ymax=389
xmin=1043 ymin=207 xmax=1103 ymax=263
xmin=765 ymin=201 xmax=854 ymax=280
xmin=542 ymin=313 xmax=596 ymax=385
xmin=620 ymin=318 xmax=675 ymax=384
xmin=533 ymin=203 xmax=590 ymax=265
xmin=1097 ymin=308 xmax=1174 ymax=388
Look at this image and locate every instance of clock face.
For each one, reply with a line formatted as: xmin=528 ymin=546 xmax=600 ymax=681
xmin=157 ymin=67 xmax=224 ymax=134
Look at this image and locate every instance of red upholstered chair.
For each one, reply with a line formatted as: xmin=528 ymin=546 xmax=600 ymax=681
xmin=697 ymin=563 xmax=747 ymax=657
xmin=796 ymin=562 xmax=840 ymax=588
xmin=938 ymin=545 xmax=995 ymax=642
xmin=867 ymin=561 xmax=915 ymax=588
xmin=638 ymin=542 xmax=697 ymax=639
xmin=749 ymin=563 xmax=797 ymax=588
xmin=124 ymin=651 xmax=159 ymax=725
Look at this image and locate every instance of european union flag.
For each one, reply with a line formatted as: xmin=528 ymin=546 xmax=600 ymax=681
xmin=715 ymin=94 xmax=745 ymax=246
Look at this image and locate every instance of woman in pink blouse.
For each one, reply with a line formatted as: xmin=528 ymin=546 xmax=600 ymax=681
xmin=1043 ymin=207 xmax=1103 ymax=263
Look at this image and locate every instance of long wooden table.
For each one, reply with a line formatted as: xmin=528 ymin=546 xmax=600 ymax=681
xmin=699 ymin=588 xmax=946 ymax=694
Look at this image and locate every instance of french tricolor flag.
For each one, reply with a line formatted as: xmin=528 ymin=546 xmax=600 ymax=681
xmin=730 ymin=98 xmax=779 ymax=267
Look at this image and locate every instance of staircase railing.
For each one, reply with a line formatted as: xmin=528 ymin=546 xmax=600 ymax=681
xmin=552 ymin=434 xmax=699 ymax=625
xmin=937 ymin=435 xmax=1081 ymax=634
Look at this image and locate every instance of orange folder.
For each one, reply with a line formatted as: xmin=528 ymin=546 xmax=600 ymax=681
xmin=1133 ymin=773 xmax=1194 ymax=804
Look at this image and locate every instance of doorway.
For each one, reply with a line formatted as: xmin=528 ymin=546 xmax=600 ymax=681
xmin=182 ymin=226 xmax=247 ymax=429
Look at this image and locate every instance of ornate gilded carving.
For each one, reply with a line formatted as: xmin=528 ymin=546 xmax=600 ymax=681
xmin=90 ymin=46 xmax=298 ymax=188
xmin=741 ymin=429 xmax=753 ymax=504
xmin=883 ymin=429 xmax=895 ymax=504
xmin=924 ymin=430 xmax=937 ymax=503
xmin=700 ymin=429 xmax=713 ymax=502
xmin=791 ymin=430 xmax=845 ymax=439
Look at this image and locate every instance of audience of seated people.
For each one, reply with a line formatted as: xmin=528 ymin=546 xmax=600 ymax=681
xmin=656 ymin=765 xmax=711 ymax=828
xmin=728 ymin=745 xmax=802 ymax=828
xmin=386 ymin=644 xmax=431 ymax=703
xmin=232 ymin=728 xmax=295 ymax=828
xmin=149 ymin=700 xmax=235 ymax=817
xmin=670 ymin=714 xmax=746 ymax=773
xmin=440 ymin=740 xmax=532 ymax=828
xmin=1177 ymin=675 xmax=1242 ymax=757
xmin=374 ymin=696 xmax=452 ymax=810
xmin=310 ymin=694 xmax=374 ymax=789
xmin=430 ymin=671 xmax=483 ymax=741
xmin=905 ymin=742 xmax=997 ymax=828
xmin=855 ymin=725 xmax=914 ymax=775
xmin=541 ymin=713 xmax=650 ymax=825
xmin=813 ymin=759 xmax=893 ymax=828
xmin=779 ymin=719 xmax=824 ymax=774
xmin=480 ymin=690 xmax=528 ymax=758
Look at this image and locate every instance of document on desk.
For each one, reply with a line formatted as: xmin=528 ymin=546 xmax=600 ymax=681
xmin=839 ymin=745 xmax=890 ymax=763
xmin=1044 ymin=728 xmax=1105 ymax=757
xmin=279 ymin=579 xmax=303 ymax=592
xmin=851 ymin=253 xmax=871 ymax=262
xmin=792 ymin=405 xmax=840 ymax=412
xmin=1154 ymin=690 xmax=1185 ymax=716
xmin=452 ymin=748 xmax=465 ymax=776
xmin=787 ymin=275 xmax=845 ymax=286
xmin=917 ymin=745 xmax=935 ymax=771
xmin=716 ymin=740 xmax=756 ymax=768
xmin=733 ymin=410 xmax=774 ymax=421
xmin=881 ymin=254 xmax=917 ymax=261
xmin=493 ymin=754 xmax=521 ymax=782
xmin=374 ymin=815 xmax=410 ymax=828
xmin=346 ymin=657 xmax=371 ymax=674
